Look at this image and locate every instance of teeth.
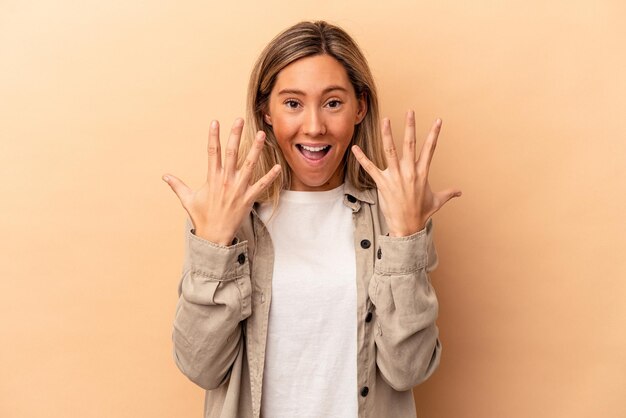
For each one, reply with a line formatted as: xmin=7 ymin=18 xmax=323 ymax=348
xmin=300 ymin=144 xmax=329 ymax=152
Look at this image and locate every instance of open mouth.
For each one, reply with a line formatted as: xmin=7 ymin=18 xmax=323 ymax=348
xmin=296 ymin=144 xmax=331 ymax=161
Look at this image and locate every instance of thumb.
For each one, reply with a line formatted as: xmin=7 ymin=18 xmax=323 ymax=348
xmin=436 ymin=188 xmax=462 ymax=209
xmin=162 ymin=174 xmax=192 ymax=205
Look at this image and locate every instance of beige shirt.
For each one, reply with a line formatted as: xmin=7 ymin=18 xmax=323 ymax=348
xmin=172 ymin=181 xmax=442 ymax=418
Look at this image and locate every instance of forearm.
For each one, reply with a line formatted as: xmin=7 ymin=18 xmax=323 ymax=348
xmin=369 ymin=218 xmax=441 ymax=391
xmin=172 ymin=224 xmax=252 ymax=390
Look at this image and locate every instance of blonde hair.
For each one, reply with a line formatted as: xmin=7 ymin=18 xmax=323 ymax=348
xmin=239 ymin=20 xmax=386 ymax=205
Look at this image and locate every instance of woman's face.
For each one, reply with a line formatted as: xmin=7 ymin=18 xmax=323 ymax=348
xmin=265 ymin=54 xmax=367 ymax=191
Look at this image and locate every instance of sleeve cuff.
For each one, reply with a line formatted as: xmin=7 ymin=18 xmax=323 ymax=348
xmin=375 ymin=218 xmax=433 ymax=275
xmin=185 ymin=226 xmax=249 ymax=281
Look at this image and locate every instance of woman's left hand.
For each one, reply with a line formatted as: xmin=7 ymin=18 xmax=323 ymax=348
xmin=351 ymin=110 xmax=462 ymax=237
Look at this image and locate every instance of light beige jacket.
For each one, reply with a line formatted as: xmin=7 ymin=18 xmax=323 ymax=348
xmin=172 ymin=181 xmax=441 ymax=418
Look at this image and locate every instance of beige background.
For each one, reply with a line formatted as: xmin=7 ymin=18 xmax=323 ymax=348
xmin=1 ymin=1 xmax=625 ymax=417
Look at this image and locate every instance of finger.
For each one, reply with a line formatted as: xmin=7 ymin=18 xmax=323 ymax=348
xmin=381 ymin=117 xmax=400 ymax=172
xmin=239 ymin=130 xmax=266 ymax=185
xmin=162 ymin=174 xmax=193 ymax=205
xmin=402 ymin=110 xmax=417 ymax=164
xmin=245 ymin=164 xmax=282 ymax=203
xmin=434 ymin=187 xmax=462 ymax=210
xmin=416 ymin=118 xmax=442 ymax=177
xmin=207 ymin=120 xmax=221 ymax=179
xmin=223 ymin=118 xmax=244 ymax=176
xmin=351 ymin=144 xmax=383 ymax=184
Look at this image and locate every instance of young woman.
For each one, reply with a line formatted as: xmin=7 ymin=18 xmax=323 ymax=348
xmin=163 ymin=20 xmax=461 ymax=418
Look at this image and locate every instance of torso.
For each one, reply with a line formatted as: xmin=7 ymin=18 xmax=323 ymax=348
xmin=257 ymin=184 xmax=358 ymax=417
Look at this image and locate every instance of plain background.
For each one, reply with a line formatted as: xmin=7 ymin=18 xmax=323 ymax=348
xmin=1 ymin=1 xmax=625 ymax=417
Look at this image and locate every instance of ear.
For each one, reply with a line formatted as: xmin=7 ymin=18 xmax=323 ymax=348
xmin=355 ymin=93 xmax=368 ymax=125
xmin=264 ymin=113 xmax=273 ymax=126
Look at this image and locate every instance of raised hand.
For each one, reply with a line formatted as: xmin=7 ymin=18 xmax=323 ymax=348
xmin=351 ymin=111 xmax=461 ymax=237
xmin=163 ymin=118 xmax=281 ymax=245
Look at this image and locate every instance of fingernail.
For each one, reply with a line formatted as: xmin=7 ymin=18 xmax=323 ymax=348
xmin=211 ymin=120 xmax=218 ymax=129
xmin=162 ymin=175 xmax=170 ymax=182
xmin=235 ymin=118 xmax=244 ymax=126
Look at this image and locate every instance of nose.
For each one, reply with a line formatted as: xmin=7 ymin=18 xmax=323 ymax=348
xmin=302 ymin=108 xmax=326 ymax=137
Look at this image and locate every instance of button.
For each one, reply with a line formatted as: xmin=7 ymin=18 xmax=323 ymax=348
xmin=237 ymin=253 xmax=245 ymax=265
xmin=377 ymin=248 xmax=382 ymax=259
xmin=360 ymin=386 xmax=369 ymax=397
xmin=347 ymin=194 xmax=357 ymax=203
xmin=360 ymin=239 xmax=371 ymax=249
xmin=365 ymin=312 xmax=373 ymax=323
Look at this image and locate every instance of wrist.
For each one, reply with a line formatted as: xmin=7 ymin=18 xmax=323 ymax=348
xmin=193 ymin=227 xmax=234 ymax=247
xmin=388 ymin=222 xmax=426 ymax=237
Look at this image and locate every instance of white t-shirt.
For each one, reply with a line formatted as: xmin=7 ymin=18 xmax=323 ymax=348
xmin=258 ymin=184 xmax=358 ymax=418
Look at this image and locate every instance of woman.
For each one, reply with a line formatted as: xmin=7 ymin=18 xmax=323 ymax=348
xmin=163 ymin=20 xmax=461 ymax=418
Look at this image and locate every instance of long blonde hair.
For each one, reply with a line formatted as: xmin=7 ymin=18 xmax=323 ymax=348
xmin=239 ymin=20 xmax=386 ymax=205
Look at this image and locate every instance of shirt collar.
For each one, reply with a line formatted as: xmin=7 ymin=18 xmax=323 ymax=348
xmin=253 ymin=177 xmax=376 ymax=212
xmin=343 ymin=177 xmax=376 ymax=211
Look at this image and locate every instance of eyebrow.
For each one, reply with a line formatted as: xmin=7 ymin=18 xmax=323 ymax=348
xmin=277 ymin=85 xmax=349 ymax=96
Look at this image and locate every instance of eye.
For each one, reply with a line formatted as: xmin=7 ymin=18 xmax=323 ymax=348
xmin=284 ymin=99 xmax=301 ymax=109
xmin=326 ymin=99 xmax=342 ymax=109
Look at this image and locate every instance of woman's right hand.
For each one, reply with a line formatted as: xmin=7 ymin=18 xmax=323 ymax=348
xmin=162 ymin=118 xmax=281 ymax=246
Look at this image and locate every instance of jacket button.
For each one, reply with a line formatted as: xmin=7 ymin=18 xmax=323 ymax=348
xmin=237 ymin=253 xmax=245 ymax=265
xmin=360 ymin=239 xmax=371 ymax=249
xmin=347 ymin=194 xmax=357 ymax=203
xmin=365 ymin=312 xmax=373 ymax=323
xmin=377 ymin=248 xmax=382 ymax=259
xmin=360 ymin=386 xmax=369 ymax=397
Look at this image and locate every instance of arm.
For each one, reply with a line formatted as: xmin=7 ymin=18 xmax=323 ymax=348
xmin=368 ymin=218 xmax=441 ymax=391
xmin=163 ymin=118 xmax=280 ymax=388
xmin=352 ymin=111 xmax=460 ymax=390
xmin=172 ymin=223 xmax=252 ymax=390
